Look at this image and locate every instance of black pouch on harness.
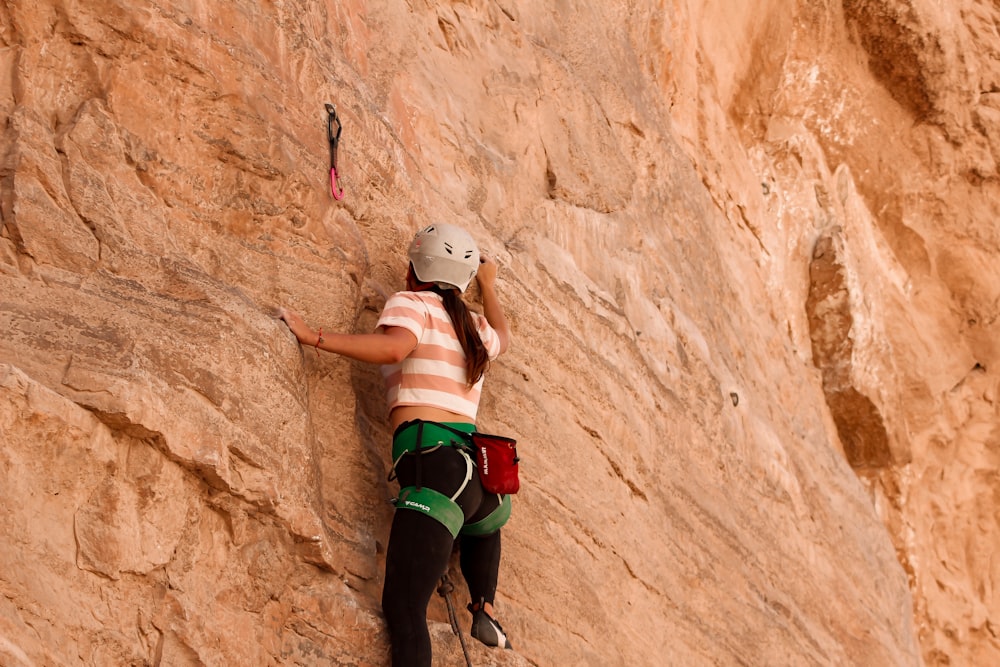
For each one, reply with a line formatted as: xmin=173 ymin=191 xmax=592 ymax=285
xmin=469 ymin=432 xmax=520 ymax=495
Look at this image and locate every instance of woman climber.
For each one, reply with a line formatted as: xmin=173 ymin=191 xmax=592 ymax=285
xmin=278 ymin=222 xmax=513 ymax=666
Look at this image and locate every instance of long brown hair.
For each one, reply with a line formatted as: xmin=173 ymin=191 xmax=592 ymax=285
xmin=433 ymin=286 xmax=490 ymax=387
xmin=407 ymin=264 xmax=490 ymax=386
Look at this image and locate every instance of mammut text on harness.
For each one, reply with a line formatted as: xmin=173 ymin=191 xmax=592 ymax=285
xmin=326 ymin=103 xmax=344 ymax=200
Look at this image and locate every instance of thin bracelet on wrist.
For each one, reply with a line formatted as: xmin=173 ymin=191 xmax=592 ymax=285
xmin=314 ymin=328 xmax=324 ymax=356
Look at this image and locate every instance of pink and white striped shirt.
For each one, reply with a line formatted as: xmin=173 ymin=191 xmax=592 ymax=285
xmin=376 ymin=291 xmax=502 ymax=420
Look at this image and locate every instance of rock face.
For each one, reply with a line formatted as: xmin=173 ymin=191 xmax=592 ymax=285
xmin=1 ymin=0 xmax=997 ymax=665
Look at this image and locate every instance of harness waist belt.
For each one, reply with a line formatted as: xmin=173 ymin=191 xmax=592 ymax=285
xmin=392 ymin=420 xmax=476 ymax=463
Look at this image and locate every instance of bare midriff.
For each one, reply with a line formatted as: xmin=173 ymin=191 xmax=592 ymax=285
xmin=389 ymin=405 xmax=474 ymax=431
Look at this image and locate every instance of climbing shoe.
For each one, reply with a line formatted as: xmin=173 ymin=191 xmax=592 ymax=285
xmin=468 ymin=604 xmax=513 ymax=649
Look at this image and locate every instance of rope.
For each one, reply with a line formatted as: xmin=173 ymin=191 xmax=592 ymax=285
xmin=438 ymin=574 xmax=474 ymax=667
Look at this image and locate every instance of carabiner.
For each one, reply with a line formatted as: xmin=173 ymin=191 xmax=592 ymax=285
xmin=325 ymin=103 xmax=344 ymax=200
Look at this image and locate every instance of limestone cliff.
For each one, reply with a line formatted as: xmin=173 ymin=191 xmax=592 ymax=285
xmin=1 ymin=1 xmax=996 ymax=665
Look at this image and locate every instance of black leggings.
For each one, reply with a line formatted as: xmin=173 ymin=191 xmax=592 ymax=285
xmin=382 ymin=445 xmax=504 ymax=667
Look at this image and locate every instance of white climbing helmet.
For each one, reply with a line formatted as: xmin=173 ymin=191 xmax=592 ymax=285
xmin=408 ymin=223 xmax=480 ymax=292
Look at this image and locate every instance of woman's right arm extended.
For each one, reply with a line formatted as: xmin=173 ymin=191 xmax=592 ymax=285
xmin=476 ymin=255 xmax=511 ymax=354
xmin=277 ymin=308 xmax=417 ymax=364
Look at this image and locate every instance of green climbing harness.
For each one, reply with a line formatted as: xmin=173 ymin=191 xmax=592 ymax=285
xmin=395 ymin=486 xmax=466 ymax=538
xmin=460 ymin=494 xmax=512 ymax=536
xmin=391 ymin=420 xmax=476 ymax=463
xmin=390 ymin=420 xmax=511 ymax=537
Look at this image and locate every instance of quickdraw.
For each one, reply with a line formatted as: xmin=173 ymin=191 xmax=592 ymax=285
xmin=326 ymin=103 xmax=344 ymax=200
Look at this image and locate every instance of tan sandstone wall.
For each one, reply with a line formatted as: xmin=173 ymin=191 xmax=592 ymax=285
xmin=0 ymin=0 xmax=996 ymax=665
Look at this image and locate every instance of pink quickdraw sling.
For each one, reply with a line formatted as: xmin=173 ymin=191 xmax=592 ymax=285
xmin=326 ymin=103 xmax=344 ymax=200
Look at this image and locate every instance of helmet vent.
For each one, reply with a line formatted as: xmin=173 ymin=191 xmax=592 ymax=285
xmin=443 ymin=242 xmax=454 ymax=255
